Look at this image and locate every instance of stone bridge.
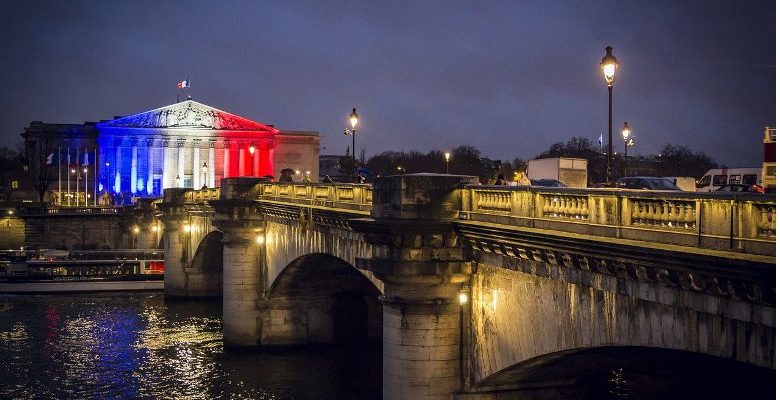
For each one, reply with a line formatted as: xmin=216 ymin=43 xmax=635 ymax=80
xmin=157 ymin=175 xmax=775 ymax=399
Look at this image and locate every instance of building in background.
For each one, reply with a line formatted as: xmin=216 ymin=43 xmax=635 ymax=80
xmin=21 ymin=100 xmax=319 ymax=204
xmin=763 ymin=127 xmax=775 ymax=193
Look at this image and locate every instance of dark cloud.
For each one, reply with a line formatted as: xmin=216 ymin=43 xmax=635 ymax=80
xmin=0 ymin=0 xmax=774 ymax=167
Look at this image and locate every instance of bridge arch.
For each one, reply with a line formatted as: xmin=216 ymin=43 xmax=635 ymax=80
xmin=260 ymin=253 xmax=382 ymax=346
xmin=469 ymin=346 xmax=774 ymax=398
xmin=190 ymin=230 xmax=223 ymax=271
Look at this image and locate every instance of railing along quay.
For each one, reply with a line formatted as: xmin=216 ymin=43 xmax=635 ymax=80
xmin=459 ymin=186 xmax=775 ymax=256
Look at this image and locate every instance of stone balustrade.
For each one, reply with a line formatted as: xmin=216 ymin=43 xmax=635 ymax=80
xmin=184 ymin=187 xmax=221 ymax=203
xmin=460 ymin=186 xmax=776 ymax=256
xmin=257 ymin=183 xmax=372 ymax=213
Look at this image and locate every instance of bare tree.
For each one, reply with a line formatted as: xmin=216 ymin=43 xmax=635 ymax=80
xmin=23 ymin=136 xmax=56 ymax=203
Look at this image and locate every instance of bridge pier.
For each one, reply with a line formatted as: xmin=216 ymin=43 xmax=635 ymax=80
xmin=212 ymin=177 xmax=267 ymax=347
xmin=355 ymin=174 xmax=478 ymax=400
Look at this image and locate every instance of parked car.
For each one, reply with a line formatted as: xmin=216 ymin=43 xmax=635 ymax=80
xmin=530 ymin=179 xmax=566 ymax=187
xmin=715 ymin=184 xmax=765 ymax=194
xmin=616 ymin=177 xmax=681 ymax=190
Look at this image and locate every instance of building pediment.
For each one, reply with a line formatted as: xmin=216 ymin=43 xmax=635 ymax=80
xmin=96 ymin=100 xmax=278 ymax=132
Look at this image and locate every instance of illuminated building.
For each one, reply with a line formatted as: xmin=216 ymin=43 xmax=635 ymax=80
xmin=22 ymin=100 xmax=320 ymax=200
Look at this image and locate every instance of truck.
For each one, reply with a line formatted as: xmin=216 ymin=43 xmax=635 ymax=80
xmin=527 ymin=157 xmax=588 ymax=188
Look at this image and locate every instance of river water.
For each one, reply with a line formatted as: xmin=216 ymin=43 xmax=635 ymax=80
xmin=0 ymin=293 xmax=381 ymax=400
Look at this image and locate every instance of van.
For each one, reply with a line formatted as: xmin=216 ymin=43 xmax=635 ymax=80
xmin=696 ymin=168 xmax=762 ymax=192
xmin=664 ymin=177 xmax=697 ymax=192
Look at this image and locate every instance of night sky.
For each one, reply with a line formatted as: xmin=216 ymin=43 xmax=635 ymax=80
xmin=0 ymin=0 xmax=775 ymax=167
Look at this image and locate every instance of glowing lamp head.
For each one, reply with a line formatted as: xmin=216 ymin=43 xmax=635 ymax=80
xmin=295 ymin=170 xmax=301 ymax=175
xmin=255 ymin=234 xmax=265 ymax=244
xmin=151 ymin=225 xmax=159 ymax=232
xmin=600 ymin=46 xmax=619 ymax=86
xmin=132 ymin=226 xmax=140 ymax=234
xmin=82 ymin=167 xmax=88 ymax=173
xmin=182 ymin=224 xmax=191 ymax=233
xmin=70 ymin=169 xmax=76 ymax=174
xmin=105 ymin=162 xmax=110 ymax=167
xmin=444 ymin=152 xmax=451 ymax=161
xmin=249 ymin=144 xmax=256 ymax=155
xmin=201 ymin=162 xmax=208 ymax=173
xmin=7 ymin=210 xmax=14 ymax=215
xmin=621 ymin=121 xmax=631 ymax=141
xmin=348 ymin=108 xmax=359 ymax=129
xmin=458 ymin=292 xmax=468 ymax=305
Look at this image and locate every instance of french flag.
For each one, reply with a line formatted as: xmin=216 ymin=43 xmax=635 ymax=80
xmin=177 ymin=79 xmax=190 ymax=89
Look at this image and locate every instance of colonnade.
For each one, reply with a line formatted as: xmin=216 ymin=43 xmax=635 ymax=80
xmin=101 ymin=137 xmax=275 ymax=195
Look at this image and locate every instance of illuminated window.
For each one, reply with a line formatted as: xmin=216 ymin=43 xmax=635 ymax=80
xmin=10 ymin=180 xmax=18 ymax=189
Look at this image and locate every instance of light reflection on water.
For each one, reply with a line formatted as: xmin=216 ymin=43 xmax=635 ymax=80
xmin=0 ymin=293 xmax=380 ymax=400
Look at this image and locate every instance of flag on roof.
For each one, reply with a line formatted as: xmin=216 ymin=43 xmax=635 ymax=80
xmin=177 ymin=79 xmax=190 ymax=89
xmin=598 ymin=132 xmax=603 ymax=148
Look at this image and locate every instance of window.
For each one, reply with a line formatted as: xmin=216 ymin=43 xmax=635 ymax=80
xmin=696 ymin=175 xmax=711 ymax=188
xmin=743 ymin=174 xmax=758 ymax=185
xmin=10 ymin=180 xmax=18 ymax=189
xmin=728 ymin=175 xmax=741 ymax=184
xmin=712 ymin=175 xmax=727 ymax=186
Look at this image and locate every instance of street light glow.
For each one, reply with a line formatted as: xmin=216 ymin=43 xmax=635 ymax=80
xmin=249 ymin=143 xmax=256 ymax=155
xmin=621 ymin=121 xmax=631 ymax=141
xmin=444 ymin=152 xmax=450 ymax=161
xmin=349 ymin=108 xmax=359 ymax=129
xmin=600 ymin=46 xmax=619 ymax=86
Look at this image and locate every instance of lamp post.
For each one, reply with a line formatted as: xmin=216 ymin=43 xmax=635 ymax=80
xmin=248 ymin=143 xmax=256 ymax=176
xmin=175 ymin=175 xmax=181 ymax=188
xmin=600 ymin=46 xmax=619 ymax=185
xmin=444 ymin=151 xmax=451 ymax=174
xmin=345 ymin=108 xmax=359 ymax=182
xmin=621 ymin=122 xmax=632 ymax=178
xmin=201 ymin=162 xmax=208 ymax=189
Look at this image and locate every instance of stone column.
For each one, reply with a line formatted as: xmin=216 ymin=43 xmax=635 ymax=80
xmin=213 ymin=177 xmax=267 ymax=347
xmin=114 ymin=142 xmax=122 ymax=193
xmin=161 ymin=139 xmax=170 ymax=189
xmin=176 ymin=140 xmax=186 ymax=186
xmin=252 ymin=145 xmax=260 ymax=177
xmin=192 ymin=141 xmax=201 ymax=189
xmin=223 ymin=140 xmax=231 ymax=180
xmin=130 ymin=140 xmax=138 ymax=194
xmin=354 ymin=174 xmax=478 ymax=400
xmin=260 ymin=139 xmax=276 ymax=177
xmin=146 ymin=139 xmax=154 ymax=195
xmin=238 ymin=142 xmax=246 ymax=176
xmin=208 ymin=141 xmax=216 ymax=187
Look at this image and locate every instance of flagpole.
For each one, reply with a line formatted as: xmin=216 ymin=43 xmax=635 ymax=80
xmin=57 ymin=146 xmax=61 ymax=206
xmin=94 ymin=148 xmax=97 ymax=207
xmin=67 ymin=149 xmax=71 ymax=206
xmin=84 ymin=150 xmax=88 ymax=208
xmin=76 ymin=148 xmax=80 ymax=207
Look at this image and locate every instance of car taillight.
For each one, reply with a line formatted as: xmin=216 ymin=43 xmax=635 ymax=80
xmin=750 ymin=185 xmax=765 ymax=194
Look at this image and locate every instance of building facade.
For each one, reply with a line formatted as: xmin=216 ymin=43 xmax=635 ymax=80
xmin=22 ymin=100 xmax=319 ymax=202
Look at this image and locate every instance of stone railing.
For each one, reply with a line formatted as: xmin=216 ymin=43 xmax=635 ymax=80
xmin=184 ymin=188 xmax=221 ymax=203
xmin=460 ymin=186 xmax=776 ymax=256
xmin=256 ymin=183 xmax=372 ymax=213
xmin=46 ymin=206 xmax=120 ymax=215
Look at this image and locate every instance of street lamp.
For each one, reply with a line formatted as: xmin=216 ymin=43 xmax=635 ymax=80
xmin=175 ymin=175 xmax=181 ymax=187
xmin=201 ymin=162 xmax=208 ymax=189
xmin=621 ymin=121 xmax=631 ymax=177
xmin=600 ymin=46 xmax=619 ymax=185
xmin=444 ymin=152 xmax=451 ymax=174
xmin=345 ymin=108 xmax=359 ymax=182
